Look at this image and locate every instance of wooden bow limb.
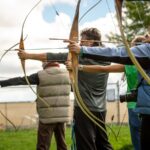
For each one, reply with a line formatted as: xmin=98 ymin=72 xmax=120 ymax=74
xmin=114 ymin=0 xmax=150 ymax=139
xmin=17 ymin=0 xmax=55 ymax=129
xmin=73 ymin=79 xmax=118 ymax=140
xmin=68 ymin=0 xmax=117 ymax=140
xmin=19 ymin=0 xmax=42 ymax=95
xmin=19 ymin=0 xmax=42 ymax=74
xmin=115 ymin=0 xmax=150 ymax=84
xmin=68 ymin=0 xmax=80 ymax=84
xmin=19 ymin=0 xmax=53 ymax=108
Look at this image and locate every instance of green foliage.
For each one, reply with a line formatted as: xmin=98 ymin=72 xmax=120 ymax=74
xmin=107 ymin=1 xmax=150 ymax=43
xmin=124 ymin=1 xmax=150 ymax=39
xmin=0 ymin=125 xmax=133 ymax=150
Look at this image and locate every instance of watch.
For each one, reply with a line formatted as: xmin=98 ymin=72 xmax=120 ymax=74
xmin=78 ymin=64 xmax=84 ymax=71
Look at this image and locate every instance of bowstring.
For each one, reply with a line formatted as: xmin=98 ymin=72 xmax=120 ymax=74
xmin=105 ymin=0 xmax=121 ymax=42
xmin=79 ymin=0 xmax=102 ymax=22
xmin=50 ymin=0 xmax=70 ymax=31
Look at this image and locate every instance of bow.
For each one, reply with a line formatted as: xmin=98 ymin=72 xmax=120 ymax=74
xmin=18 ymin=0 xmax=56 ymax=118
xmin=18 ymin=0 xmax=67 ymax=130
xmin=18 ymin=0 xmax=49 ymax=108
xmin=68 ymin=0 xmax=80 ymax=83
xmin=115 ymin=0 xmax=150 ymax=84
xmin=19 ymin=0 xmax=41 ymax=77
xmin=0 ymin=110 xmax=17 ymax=131
xmin=68 ymin=0 xmax=117 ymax=139
xmin=0 ymin=1 xmax=41 ymax=131
xmin=15 ymin=0 xmax=42 ymax=130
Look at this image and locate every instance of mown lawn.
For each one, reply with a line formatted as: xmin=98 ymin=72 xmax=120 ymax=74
xmin=0 ymin=125 xmax=133 ymax=150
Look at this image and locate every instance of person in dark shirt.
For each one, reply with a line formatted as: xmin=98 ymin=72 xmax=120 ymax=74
xmin=17 ymin=28 xmax=113 ymax=150
xmin=66 ymin=34 xmax=150 ymax=150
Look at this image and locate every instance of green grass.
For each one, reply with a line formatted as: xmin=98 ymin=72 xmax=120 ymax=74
xmin=0 ymin=125 xmax=133 ymax=150
xmin=108 ymin=125 xmax=133 ymax=150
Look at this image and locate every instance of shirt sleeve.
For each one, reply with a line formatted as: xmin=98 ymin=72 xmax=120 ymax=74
xmin=0 ymin=73 xmax=39 ymax=87
xmin=47 ymin=52 xmax=68 ymax=63
xmin=81 ymin=44 xmax=150 ymax=69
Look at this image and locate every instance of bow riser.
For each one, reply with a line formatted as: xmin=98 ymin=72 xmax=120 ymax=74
xmin=68 ymin=0 xmax=81 ymax=84
xmin=19 ymin=35 xmax=26 ymax=73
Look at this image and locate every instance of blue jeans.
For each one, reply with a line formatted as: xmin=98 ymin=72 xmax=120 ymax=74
xmin=128 ymin=109 xmax=141 ymax=150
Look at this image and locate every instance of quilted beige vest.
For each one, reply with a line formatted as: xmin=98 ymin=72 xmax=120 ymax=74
xmin=37 ymin=67 xmax=71 ymax=124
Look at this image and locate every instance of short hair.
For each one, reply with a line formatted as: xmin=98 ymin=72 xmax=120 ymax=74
xmin=42 ymin=61 xmax=59 ymax=69
xmin=132 ymin=36 xmax=145 ymax=43
xmin=80 ymin=28 xmax=102 ymax=46
xmin=131 ymin=33 xmax=150 ymax=46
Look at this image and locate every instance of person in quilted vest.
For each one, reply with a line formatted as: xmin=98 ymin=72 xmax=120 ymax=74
xmin=0 ymin=61 xmax=71 ymax=150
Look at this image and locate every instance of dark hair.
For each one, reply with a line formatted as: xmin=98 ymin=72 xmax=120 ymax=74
xmin=80 ymin=28 xmax=102 ymax=46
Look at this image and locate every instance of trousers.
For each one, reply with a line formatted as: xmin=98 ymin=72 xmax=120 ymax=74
xmin=140 ymin=114 xmax=150 ymax=150
xmin=74 ymin=107 xmax=113 ymax=150
xmin=128 ymin=109 xmax=141 ymax=150
xmin=36 ymin=121 xmax=67 ymax=150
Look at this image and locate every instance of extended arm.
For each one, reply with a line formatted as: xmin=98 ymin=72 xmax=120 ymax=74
xmin=18 ymin=50 xmax=47 ymax=61
xmin=79 ymin=64 xmax=125 ymax=73
xmin=65 ymin=60 xmax=125 ymax=73
xmin=67 ymin=42 xmax=150 ymax=69
xmin=18 ymin=50 xmax=68 ymax=63
xmin=0 ymin=73 xmax=39 ymax=87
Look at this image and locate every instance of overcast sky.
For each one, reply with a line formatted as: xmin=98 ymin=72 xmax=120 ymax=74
xmin=0 ymin=0 xmax=123 ymax=101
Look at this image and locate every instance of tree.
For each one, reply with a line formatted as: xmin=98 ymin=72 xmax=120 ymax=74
xmin=107 ymin=1 xmax=150 ymax=44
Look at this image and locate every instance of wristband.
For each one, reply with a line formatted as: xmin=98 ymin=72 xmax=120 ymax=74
xmin=78 ymin=64 xmax=84 ymax=71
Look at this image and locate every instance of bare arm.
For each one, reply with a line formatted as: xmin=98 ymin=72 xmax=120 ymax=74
xmin=79 ymin=64 xmax=125 ymax=73
xmin=18 ymin=50 xmax=47 ymax=61
xmin=65 ymin=60 xmax=125 ymax=73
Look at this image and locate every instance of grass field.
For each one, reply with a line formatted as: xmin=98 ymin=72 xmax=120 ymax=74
xmin=0 ymin=125 xmax=133 ymax=150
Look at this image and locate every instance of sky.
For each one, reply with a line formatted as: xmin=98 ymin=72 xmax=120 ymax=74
xmin=0 ymin=0 xmax=123 ymax=102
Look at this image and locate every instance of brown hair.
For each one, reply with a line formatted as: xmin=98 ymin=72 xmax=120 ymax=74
xmin=131 ymin=33 xmax=150 ymax=46
xmin=80 ymin=28 xmax=102 ymax=46
xmin=144 ymin=33 xmax=150 ymax=43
